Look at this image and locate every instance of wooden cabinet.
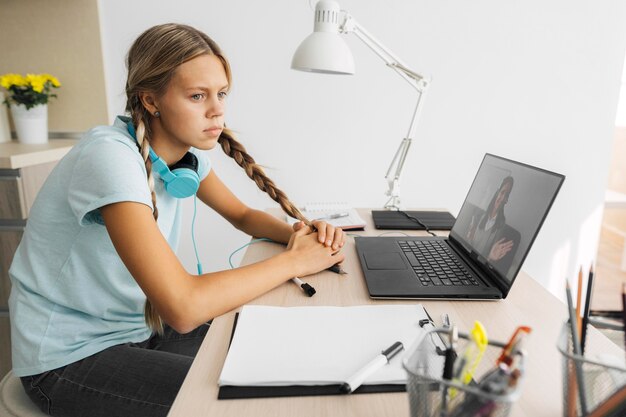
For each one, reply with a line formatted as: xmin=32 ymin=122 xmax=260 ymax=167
xmin=0 ymin=230 xmax=24 ymax=311
xmin=0 ymin=229 xmax=20 ymax=374
xmin=0 ymin=317 xmax=10 ymax=377
xmin=0 ymin=139 xmax=76 ymax=377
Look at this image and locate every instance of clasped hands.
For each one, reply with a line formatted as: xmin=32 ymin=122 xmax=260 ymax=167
xmin=286 ymin=219 xmax=346 ymax=277
xmin=292 ymin=220 xmax=345 ymax=251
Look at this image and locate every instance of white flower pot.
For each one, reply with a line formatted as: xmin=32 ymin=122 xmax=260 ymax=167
xmin=10 ymin=103 xmax=48 ymax=144
xmin=0 ymin=92 xmax=11 ymax=143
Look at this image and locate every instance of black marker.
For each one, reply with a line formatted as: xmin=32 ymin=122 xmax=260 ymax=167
xmin=291 ymin=277 xmax=316 ymax=296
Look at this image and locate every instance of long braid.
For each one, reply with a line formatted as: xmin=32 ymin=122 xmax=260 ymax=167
xmin=218 ymin=128 xmax=311 ymax=226
xmin=130 ymin=104 xmax=164 ymax=334
xmin=131 ymin=110 xmax=159 ymax=221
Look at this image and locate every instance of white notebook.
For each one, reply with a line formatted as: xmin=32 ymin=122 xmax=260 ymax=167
xmin=286 ymin=203 xmax=366 ymax=230
xmin=218 ymin=305 xmax=436 ymax=387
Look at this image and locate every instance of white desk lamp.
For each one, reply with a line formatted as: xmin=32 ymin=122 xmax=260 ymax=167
xmin=291 ymin=0 xmax=429 ymax=211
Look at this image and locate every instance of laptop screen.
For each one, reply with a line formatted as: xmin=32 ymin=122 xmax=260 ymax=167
xmin=449 ymin=154 xmax=564 ymax=286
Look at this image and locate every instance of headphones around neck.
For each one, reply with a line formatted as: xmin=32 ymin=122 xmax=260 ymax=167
xmin=126 ymin=120 xmax=200 ymax=198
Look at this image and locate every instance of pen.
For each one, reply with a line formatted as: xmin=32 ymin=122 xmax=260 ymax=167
xmin=292 ymin=265 xmax=344 ymax=296
xmin=418 ymin=318 xmax=447 ymax=355
xmin=314 ymin=212 xmax=350 ymax=221
xmin=441 ymin=325 xmax=457 ymax=414
xmin=576 ymin=267 xmax=583 ymax=335
xmin=291 ymin=277 xmax=316 ymax=297
xmin=443 ymin=326 xmax=457 ymax=380
xmin=328 ymin=264 xmax=347 ymax=275
xmin=622 ymin=283 xmax=626 ymax=358
xmin=581 ymin=265 xmax=594 ymax=354
xmin=340 ymin=341 xmax=404 ymax=394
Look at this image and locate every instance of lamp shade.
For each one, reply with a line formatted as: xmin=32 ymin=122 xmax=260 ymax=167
xmin=291 ymin=0 xmax=355 ymax=75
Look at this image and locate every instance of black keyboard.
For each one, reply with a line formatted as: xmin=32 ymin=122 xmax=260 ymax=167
xmin=398 ymin=240 xmax=479 ymax=287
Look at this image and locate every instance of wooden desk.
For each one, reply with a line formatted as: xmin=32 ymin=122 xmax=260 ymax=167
xmin=169 ymin=209 xmax=616 ymax=417
xmin=605 ymin=189 xmax=626 ymax=271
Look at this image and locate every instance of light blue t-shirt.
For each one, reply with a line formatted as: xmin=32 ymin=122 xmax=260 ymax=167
xmin=8 ymin=116 xmax=211 ymax=377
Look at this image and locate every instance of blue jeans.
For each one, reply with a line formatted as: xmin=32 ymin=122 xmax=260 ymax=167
xmin=20 ymin=323 xmax=210 ymax=417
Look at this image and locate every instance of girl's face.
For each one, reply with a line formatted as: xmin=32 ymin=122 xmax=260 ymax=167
xmin=152 ymin=54 xmax=229 ymax=154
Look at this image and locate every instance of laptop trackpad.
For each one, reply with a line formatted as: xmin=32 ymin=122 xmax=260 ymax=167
xmin=364 ymin=252 xmax=407 ymax=270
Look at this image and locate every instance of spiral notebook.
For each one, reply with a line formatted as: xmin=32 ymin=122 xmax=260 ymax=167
xmin=286 ymin=203 xmax=366 ymax=230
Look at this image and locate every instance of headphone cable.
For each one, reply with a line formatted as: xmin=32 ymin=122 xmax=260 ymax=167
xmin=192 ymin=195 xmax=203 ymax=274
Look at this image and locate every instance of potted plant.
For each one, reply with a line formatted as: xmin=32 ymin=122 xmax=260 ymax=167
xmin=0 ymin=73 xmax=61 ymax=144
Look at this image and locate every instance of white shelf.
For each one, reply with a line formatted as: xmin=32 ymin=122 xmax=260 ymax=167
xmin=0 ymin=139 xmax=77 ymax=169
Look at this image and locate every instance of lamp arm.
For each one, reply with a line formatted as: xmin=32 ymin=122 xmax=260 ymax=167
xmin=383 ymin=90 xmax=426 ymax=210
xmin=341 ymin=14 xmax=428 ymax=92
xmin=340 ymin=13 xmax=429 ymax=210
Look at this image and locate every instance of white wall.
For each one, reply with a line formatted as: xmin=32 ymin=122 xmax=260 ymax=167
xmin=98 ymin=0 xmax=626 ymax=298
xmin=616 ymin=54 xmax=626 ymax=127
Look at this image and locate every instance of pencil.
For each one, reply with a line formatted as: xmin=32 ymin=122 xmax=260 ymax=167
xmin=622 ymin=283 xmax=626 ymax=353
xmin=566 ymin=280 xmax=588 ymax=414
xmin=567 ymin=277 xmax=580 ymax=417
xmin=576 ymin=267 xmax=583 ymax=336
xmin=581 ymin=265 xmax=594 ymax=354
xmin=566 ymin=367 xmax=578 ymax=417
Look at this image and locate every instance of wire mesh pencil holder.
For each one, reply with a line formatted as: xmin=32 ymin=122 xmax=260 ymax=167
xmin=403 ymin=328 xmax=525 ymax=417
xmin=557 ymin=322 xmax=626 ymax=417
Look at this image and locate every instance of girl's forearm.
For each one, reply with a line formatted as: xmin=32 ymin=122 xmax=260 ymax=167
xmin=178 ymin=251 xmax=299 ymax=332
xmin=235 ymin=208 xmax=293 ymax=244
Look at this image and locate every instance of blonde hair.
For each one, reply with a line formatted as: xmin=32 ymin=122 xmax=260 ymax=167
xmin=125 ymin=23 xmax=309 ymax=333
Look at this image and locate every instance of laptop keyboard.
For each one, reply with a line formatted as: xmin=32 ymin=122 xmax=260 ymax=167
xmin=398 ymin=240 xmax=479 ymax=287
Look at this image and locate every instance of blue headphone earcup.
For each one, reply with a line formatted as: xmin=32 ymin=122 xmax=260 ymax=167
xmin=165 ymin=167 xmax=200 ymax=198
xmin=165 ymin=152 xmax=200 ymax=198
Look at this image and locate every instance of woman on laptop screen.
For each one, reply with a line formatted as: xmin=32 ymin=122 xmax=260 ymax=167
xmin=466 ymin=176 xmax=519 ymax=274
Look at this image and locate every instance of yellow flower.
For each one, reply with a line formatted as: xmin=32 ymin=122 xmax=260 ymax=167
xmin=1 ymin=72 xmax=60 ymax=109
xmin=41 ymin=73 xmax=61 ymax=88
xmin=26 ymin=74 xmax=46 ymax=93
xmin=0 ymin=73 xmax=27 ymax=89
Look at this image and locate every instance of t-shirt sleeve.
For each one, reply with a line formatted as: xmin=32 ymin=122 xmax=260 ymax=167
xmin=68 ymin=137 xmax=153 ymax=226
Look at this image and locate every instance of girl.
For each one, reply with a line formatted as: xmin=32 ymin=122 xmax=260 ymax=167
xmin=9 ymin=23 xmax=345 ymax=417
